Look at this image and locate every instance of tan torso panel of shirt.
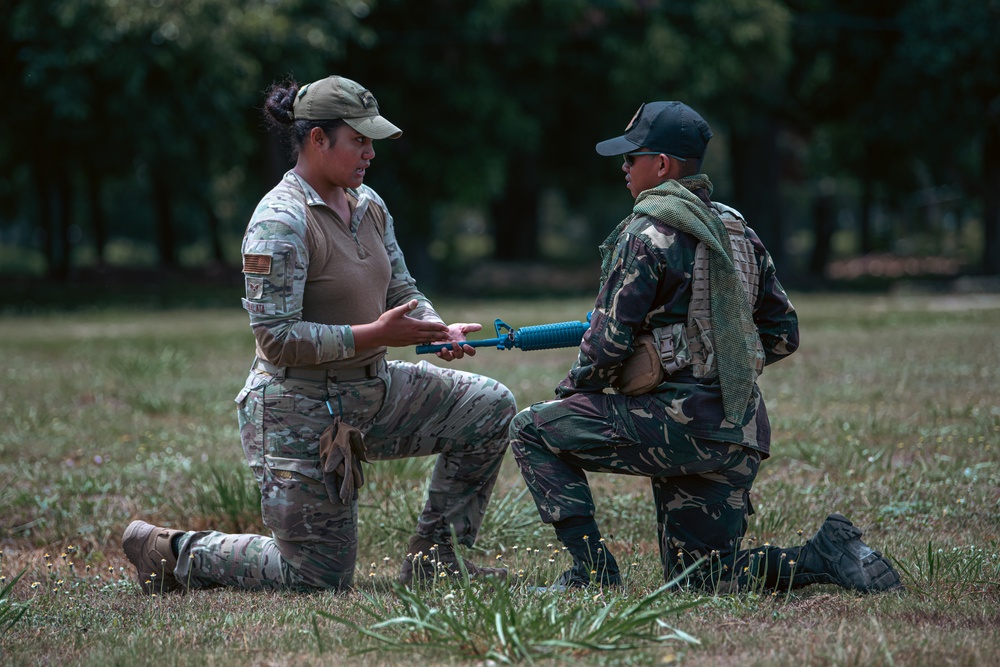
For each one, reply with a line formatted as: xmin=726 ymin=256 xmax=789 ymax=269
xmin=301 ymin=193 xmax=392 ymax=369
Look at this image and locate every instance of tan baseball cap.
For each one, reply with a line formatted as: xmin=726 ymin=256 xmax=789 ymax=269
xmin=292 ymin=75 xmax=402 ymax=140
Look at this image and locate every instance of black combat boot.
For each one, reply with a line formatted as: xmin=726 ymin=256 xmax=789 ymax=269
xmin=796 ymin=513 xmax=903 ymax=592
xmin=544 ymin=520 xmax=622 ymax=591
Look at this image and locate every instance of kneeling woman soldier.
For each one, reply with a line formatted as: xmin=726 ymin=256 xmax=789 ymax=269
xmin=123 ymin=75 xmax=515 ymax=592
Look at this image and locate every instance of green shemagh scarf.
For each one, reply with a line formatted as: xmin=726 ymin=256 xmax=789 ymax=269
xmin=627 ymin=177 xmax=759 ymax=425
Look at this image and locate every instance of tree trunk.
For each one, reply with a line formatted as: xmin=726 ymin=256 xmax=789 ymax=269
xmin=151 ymin=170 xmax=177 ymax=268
xmin=808 ymin=180 xmax=836 ymax=278
xmin=491 ymin=158 xmax=540 ymax=261
xmin=859 ymin=180 xmax=873 ymax=255
xmin=265 ymin=134 xmax=291 ymax=185
xmin=32 ymin=163 xmax=54 ymax=276
xmin=53 ymin=169 xmax=73 ymax=281
xmin=729 ymin=120 xmax=785 ymax=269
xmin=206 ymin=205 xmax=226 ymax=265
xmin=34 ymin=164 xmax=73 ymax=282
xmin=982 ymin=116 xmax=1000 ymax=275
xmin=85 ymin=168 xmax=107 ymax=265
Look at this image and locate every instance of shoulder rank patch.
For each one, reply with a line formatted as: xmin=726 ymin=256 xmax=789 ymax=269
xmin=242 ymin=298 xmax=276 ymax=315
xmin=243 ymin=254 xmax=272 ymax=275
xmin=246 ymin=277 xmax=263 ymax=299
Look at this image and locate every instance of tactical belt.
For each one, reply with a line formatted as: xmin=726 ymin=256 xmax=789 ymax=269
xmin=253 ymin=357 xmax=384 ymax=383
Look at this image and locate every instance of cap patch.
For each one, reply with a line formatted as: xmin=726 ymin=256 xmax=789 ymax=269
xmin=243 ymin=253 xmax=272 ymax=275
xmin=358 ymin=90 xmax=377 ymax=110
xmin=625 ymin=104 xmax=645 ymax=132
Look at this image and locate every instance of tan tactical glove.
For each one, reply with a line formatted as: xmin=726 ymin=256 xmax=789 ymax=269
xmin=318 ymin=420 xmax=368 ymax=505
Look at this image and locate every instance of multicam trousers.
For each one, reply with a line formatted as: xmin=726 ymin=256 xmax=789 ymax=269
xmin=174 ymin=359 xmax=515 ymax=591
xmin=510 ymin=390 xmax=784 ymax=590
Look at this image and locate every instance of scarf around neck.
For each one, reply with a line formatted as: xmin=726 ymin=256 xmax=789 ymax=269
xmin=603 ymin=176 xmax=759 ymax=424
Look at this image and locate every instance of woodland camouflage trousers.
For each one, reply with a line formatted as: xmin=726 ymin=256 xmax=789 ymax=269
xmin=507 ymin=391 xmax=800 ymax=590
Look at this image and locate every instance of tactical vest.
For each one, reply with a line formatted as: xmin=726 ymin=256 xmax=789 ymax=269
xmin=653 ymin=202 xmax=765 ymax=380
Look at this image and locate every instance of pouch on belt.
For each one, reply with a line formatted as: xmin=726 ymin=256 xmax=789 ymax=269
xmin=617 ymin=334 xmax=664 ymax=396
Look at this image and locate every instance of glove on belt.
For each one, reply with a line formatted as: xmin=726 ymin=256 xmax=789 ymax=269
xmin=318 ymin=420 xmax=368 ymax=504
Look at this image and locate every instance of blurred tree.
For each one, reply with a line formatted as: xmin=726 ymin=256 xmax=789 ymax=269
xmin=1 ymin=0 xmax=369 ymax=277
xmin=891 ymin=0 xmax=1000 ymax=275
xmin=349 ymin=0 xmax=795 ymax=281
xmin=783 ymin=0 xmax=998 ymax=277
xmin=88 ymin=0 xmax=368 ymax=268
xmin=2 ymin=0 xmax=993 ymax=284
xmin=347 ymin=0 xmax=622 ymax=280
xmin=784 ymin=0 xmax=911 ymax=276
xmin=4 ymin=0 xmax=117 ymax=279
xmin=686 ymin=0 xmax=794 ymax=267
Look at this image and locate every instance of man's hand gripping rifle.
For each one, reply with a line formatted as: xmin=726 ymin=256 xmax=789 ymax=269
xmin=416 ymin=314 xmax=591 ymax=355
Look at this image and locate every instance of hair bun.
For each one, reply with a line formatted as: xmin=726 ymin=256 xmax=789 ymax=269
xmin=263 ymin=81 xmax=299 ymax=127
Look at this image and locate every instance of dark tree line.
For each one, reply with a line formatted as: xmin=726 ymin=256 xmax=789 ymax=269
xmin=1 ymin=0 xmax=997 ymax=284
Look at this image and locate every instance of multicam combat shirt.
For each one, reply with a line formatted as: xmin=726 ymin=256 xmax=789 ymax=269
xmin=240 ymin=170 xmax=441 ymax=372
xmin=557 ymin=182 xmax=799 ymax=456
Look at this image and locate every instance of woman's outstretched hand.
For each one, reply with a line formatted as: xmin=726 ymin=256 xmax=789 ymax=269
xmin=352 ymin=300 xmax=450 ymax=350
xmin=431 ymin=322 xmax=483 ymax=361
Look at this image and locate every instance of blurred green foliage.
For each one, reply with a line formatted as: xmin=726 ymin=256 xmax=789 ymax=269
xmin=1 ymin=0 xmax=997 ymax=287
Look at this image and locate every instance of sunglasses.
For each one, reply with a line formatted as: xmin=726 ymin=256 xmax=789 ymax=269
xmin=622 ymin=151 xmax=687 ymax=166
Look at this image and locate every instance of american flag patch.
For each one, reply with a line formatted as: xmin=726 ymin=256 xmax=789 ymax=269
xmin=243 ymin=253 xmax=272 ymax=274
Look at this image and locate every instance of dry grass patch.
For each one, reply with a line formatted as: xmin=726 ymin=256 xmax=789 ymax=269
xmin=1 ymin=293 xmax=998 ymax=665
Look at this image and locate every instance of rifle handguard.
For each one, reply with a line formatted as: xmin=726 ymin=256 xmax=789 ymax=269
xmin=416 ymin=316 xmax=590 ymax=354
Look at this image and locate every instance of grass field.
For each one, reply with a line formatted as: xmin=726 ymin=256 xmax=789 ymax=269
xmin=1 ymin=292 xmax=998 ymax=666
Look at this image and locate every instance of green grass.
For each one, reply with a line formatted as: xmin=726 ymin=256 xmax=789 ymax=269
xmin=320 ymin=572 xmax=703 ymax=663
xmin=1 ymin=293 xmax=999 ymax=665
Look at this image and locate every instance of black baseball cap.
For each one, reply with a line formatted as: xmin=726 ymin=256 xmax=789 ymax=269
xmin=595 ymin=101 xmax=712 ymax=160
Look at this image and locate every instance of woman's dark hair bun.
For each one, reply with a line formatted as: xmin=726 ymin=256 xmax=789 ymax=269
xmin=263 ymin=81 xmax=299 ymax=126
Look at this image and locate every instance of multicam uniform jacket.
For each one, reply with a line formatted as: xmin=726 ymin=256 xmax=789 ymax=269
xmin=557 ymin=176 xmax=799 ymax=456
xmin=239 ymin=169 xmax=442 ymax=378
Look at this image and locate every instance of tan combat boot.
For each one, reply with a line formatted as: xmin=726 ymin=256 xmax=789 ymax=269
xmin=398 ymin=535 xmax=507 ymax=586
xmin=122 ymin=520 xmax=185 ymax=595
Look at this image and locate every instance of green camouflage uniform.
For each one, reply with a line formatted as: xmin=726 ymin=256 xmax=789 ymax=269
xmin=510 ymin=175 xmax=799 ymax=589
xmin=174 ymin=172 xmax=515 ymax=591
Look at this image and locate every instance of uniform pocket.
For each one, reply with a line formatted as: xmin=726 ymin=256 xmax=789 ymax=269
xmin=256 ymin=380 xmax=334 ymax=464
xmin=259 ymin=455 xmax=333 ymax=545
xmin=264 ymin=455 xmax=324 ymax=483
xmin=238 ymin=374 xmax=279 ymax=472
xmin=235 ymin=367 xmax=272 ymax=405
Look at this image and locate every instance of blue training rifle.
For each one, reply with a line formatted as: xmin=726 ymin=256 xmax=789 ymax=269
xmin=416 ymin=314 xmax=591 ymax=355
